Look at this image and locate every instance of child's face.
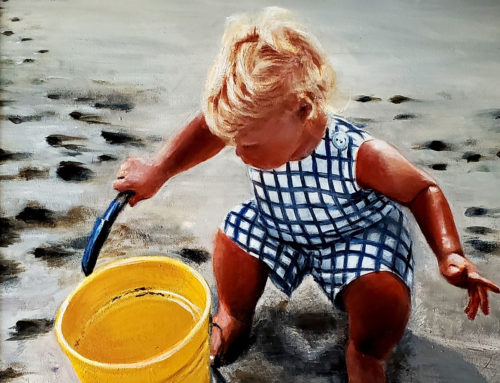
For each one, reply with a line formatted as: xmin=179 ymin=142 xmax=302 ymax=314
xmin=234 ymin=104 xmax=320 ymax=170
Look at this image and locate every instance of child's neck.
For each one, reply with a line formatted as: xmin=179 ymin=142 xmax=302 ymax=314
xmin=289 ymin=109 xmax=328 ymax=161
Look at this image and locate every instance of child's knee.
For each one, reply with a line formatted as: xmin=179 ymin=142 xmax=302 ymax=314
xmin=344 ymin=272 xmax=411 ymax=359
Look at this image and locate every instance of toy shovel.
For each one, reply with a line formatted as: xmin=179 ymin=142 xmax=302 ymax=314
xmin=81 ymin=191 xmax=135 ymax=276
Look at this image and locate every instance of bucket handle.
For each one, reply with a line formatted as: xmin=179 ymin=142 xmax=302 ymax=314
xmin=209 ymin=315 xmax=228 ymax=383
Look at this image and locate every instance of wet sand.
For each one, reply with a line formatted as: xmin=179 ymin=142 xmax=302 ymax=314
xmin=1 ymin=0 xmax=499 ymax=381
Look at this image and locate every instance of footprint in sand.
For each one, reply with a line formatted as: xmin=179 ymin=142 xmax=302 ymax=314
xmin=177 ymin=248 xmax=210 ymax=265
xmin=355 ymin=95 xmax=381 ymax=103
xmin=0 ymin=367 xmax=25 ymax=380
xmin=97 ymin=154 xmax=118 ymax=162
xmin=7 ymin=111 xmax=55 ymax=124
xmin=412 ymin=140 xmax=453 ymax=151
xmin=465 ymin=226 xmax=496 ymax=235
xmin=57 ymin=161 xmax=94 ymax=182
xmin=0 ymin=148 xmax=31 ymax=162
xmin=429 ymin=163 xmax=447 ymax=171
xmin=465 ymin=239 xmax=499 ymax=254
xmin=0 ymin=217 xmax=21 ymax=247
xmin=46 ymin=134 xmax=88 ymax=153
xmin=394 ymin=113 xmax=417 ymax=120
xmin=464 ymin=207 xmax=500 ymax=218
xmin=0 ymin=256 xmax=24 ymax=284
xmin=32 ymin=236 xmax=88 ymax=267
xmin=101 ymin=130 xmax=143 ymax=146
xmin=15 ymin=203 xmax=56 ymax=227
xmin=462 ymin=152 xmax=481 ymax=162
xmin=389 ymin=95 xmax=415 ymax=104
xmin=69 ymin=111 xmax=109 ymax=125
xmin=7 ymin=319 xmax=54 ymax=341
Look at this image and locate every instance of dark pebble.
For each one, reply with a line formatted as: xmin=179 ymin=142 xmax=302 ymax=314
xmin=394 ymin=113 xmax=417 ymax=120
xmin=462 ymin=152 xmax=481 ymax=162
xmin=430 ymin=163 xmax=447 ymax=171
xmin=47 ymin=93 xmax=61 ymax=100
xmin=23 ymin=58 xmax=35 ymax=63
xmin=464 ymin=207 xmax=488 ymax=217
xmin=0 ymin=148 xmax=31 ymax=162
xmin=2 ymin=31 xmax=14 ymax=36
xmin=101 ymin=130 xmax=143 ymax=146
xmin=178 ymin=248 xmax=210 ymax=264
xmin=389 ymin=95 xmax=414 ymax=104
xmin=0 ymin=367 xmax=24 ymax=380
xmin=94 ymin=101 xmax=134 ymax=112
xmin=0 ymin=256 xmax=24 ymax=284
xmin=496 ymin=151 xmax=500 ymax=158
xmin=21 ymin=37 xmax=32 ymax=42
xmin=465 ymin=226 xmax=495 ymax=235
xmin=8 ymin=318 xmax=54 ymax=341
xmin=10 ymin=17 xmax=20 ymax=22
xmin=38 ymin=49 xmax=49 ymax=53
xmin=15 ymin=203 xmax=55 ymax=226
xmin=56 ymin=161 xmax=94 ymax=182
xmin=466 ymin=239 xmax=498 ymax=254
xmin=98 ymin=154 xmax=117 ymax=162
xmin=355 ymin=95 xmax=381 ymax=103
xmin=425 ymin=140 xmax=452 ymax=151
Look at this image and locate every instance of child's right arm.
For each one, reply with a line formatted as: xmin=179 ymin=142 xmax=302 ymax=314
xmin=113 ymin=112 xmax=226 ymax=206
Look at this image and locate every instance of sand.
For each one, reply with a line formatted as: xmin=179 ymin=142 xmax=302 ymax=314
xmin=1 ymin=0 xmax=499 ymax=381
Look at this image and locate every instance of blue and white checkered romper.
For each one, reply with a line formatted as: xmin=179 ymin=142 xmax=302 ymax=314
xmin=221 ymin=114 xmax=414 ymax=308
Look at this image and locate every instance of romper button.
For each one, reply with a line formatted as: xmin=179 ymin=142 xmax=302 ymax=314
xmin=332 ymin=131 xmax=348 ymax=150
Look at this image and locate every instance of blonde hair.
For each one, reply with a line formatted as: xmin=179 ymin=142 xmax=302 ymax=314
xmin=202 ymin=7 xmax=336 ymax=144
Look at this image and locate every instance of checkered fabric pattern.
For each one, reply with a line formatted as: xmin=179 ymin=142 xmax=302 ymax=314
xmin=221 ymin=114 xmax=414 ymax=306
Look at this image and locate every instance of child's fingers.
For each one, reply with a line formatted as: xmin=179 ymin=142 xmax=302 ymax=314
xmin=466 ymin=289 xmax=480 ymax=320
xmin=129 ymin=195 xmax=142 ymax=207
xmin=468 ymin=272 xmax=500 ymax=293
xmin=113 ymin=178 xmax=131 ymax=192
xmin=477 ymin=285 xmax=489 ymax=315
xmin=464 ymin=289 xmax=474 ymax=315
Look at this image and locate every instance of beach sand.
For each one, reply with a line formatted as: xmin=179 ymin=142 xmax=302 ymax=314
xmin=1 ymin=0 xmax=499 ymax=381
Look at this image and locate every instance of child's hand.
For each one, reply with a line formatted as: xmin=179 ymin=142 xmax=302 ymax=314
xmin=113 ymin=157 xmax=165 ymax=206
xmin=439 ymin=253 xmax=500 ymax=320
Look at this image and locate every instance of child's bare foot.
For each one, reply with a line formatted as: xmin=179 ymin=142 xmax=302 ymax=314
xmin=210 ymin=308 xmax=252 ymax=367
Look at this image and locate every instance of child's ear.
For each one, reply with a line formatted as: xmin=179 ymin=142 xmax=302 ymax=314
xmin=298 ymin=98 xmax=314 ymax=121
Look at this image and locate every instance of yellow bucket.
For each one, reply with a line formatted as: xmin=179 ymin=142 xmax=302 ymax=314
xmin=55 ymin=256 xmax=211 ymax=383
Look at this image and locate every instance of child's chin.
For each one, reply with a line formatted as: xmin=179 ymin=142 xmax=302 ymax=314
xmin=241 ymin=156 xmax=286 ymax=170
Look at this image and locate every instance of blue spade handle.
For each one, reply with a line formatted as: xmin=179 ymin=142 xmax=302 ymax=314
xmin=81 ymin=191 xmax=135 ymax=276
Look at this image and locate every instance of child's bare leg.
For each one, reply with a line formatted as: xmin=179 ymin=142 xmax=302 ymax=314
xmin=343 ymin=272 xmax=411 ymax=383
xmin=210 ymin=229 xmax=268 ymax=364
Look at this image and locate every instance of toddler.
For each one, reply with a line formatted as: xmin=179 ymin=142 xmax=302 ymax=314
xmin=114 ymin=8 xmax=498 ymax=382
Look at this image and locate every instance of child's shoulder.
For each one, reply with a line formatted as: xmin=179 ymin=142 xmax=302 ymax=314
xmin=326 ymin=112 xmax=372 ymax=146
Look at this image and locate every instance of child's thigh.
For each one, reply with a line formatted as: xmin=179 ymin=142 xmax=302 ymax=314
xmin=342 ymin=271 xmax=411 ymax=358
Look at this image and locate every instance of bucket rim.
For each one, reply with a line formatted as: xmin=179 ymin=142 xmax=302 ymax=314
xmin=54 ymin=255 xmax=211 ymax=370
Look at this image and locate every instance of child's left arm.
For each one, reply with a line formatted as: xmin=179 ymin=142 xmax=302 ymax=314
xmin=356 ymin=139 xmax=499 ymax=320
